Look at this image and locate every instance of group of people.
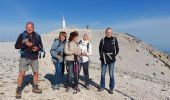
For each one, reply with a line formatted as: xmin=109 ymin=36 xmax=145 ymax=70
xmin=14 ymin=22 xmax=119 ymax=99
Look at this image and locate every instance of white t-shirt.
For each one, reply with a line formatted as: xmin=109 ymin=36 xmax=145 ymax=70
xmin=79 ymin=39 xmax=92 ymax=63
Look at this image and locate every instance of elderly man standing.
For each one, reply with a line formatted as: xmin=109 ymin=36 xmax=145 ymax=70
xmin=98 ymin=28 xmax=119 ymax=94
xmin=15 ymin=22 xmax=43 ymax=99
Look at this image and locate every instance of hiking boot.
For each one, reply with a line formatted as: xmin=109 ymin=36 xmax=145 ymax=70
xmin=74 ymin=86 xmax=81 ymax=92
xmin=32 ymin=84 xmax=42 ymax=94
xmin=65 ymin=87 xmax=70 ymax=92
xmin=51 ymin=85 xmax=54 ymax=89
xmin=85 ymin=85 xmax=90 ymax=90
xmin=108 ymin=89 xmax=113 ymax=94
xmin=59 ymin=84 xmax=65 ymax=88
xmin=98 ymin=87 xmax=104 ymax=92
xmin=53 ymin=85 xmax=59 ymax=90
xmin=15 ymin=87 xmax=22 ymax=99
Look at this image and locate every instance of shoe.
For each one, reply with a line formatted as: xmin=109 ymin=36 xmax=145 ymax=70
xmin=32 ymin=84 xmax=42 ymax=94
xmin=15 ymin=87 xmax=22 ymax=99
xmin=53 ymin=85 xmax=59 ymax=90
xmin=74 ymin=86 xmax=81 ymax=92
xmin=59 ymin=84 xmax=65 ymax=87
xmin=51 ymin=85 xmax=54 ymax=89
xmin=98 ymin=87 xmax=104 ymax=92
xmin=108 ymin=89 xmax=113 ymax=94
xmin=85 ymin=85 xmax=90 ymax=90
xmin=65 ymin=87 xmax=70 ymax=92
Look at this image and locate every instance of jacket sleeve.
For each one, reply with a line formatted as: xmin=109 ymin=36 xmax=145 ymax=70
xmin=87 ymin=43 xmax=93 ymax=56
xmin=99 ymin=39 xmax=103 ymax=57
xmin=64 ymin=42 xmax=74 ymax=55
xmin=77 ymin=44 xmax=81 ymax=55
xmin=37 ymin=35 xmax=43 ymax=51
xmin=15 ymin=33 xmax=27 ymax=49
xmin=115 ymin=37 xmax=119 ymax=55
xmin=50 ymin=40 xmax=60 ymax=58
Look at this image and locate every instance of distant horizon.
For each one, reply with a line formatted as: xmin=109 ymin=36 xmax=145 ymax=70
xmin=0 ymin=28 xmax=169 ymax=54
xmin=0 ymin=0 xmax=170 ymax=54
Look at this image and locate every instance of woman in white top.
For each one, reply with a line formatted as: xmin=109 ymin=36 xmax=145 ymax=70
xmin=79 ymin=33 xmax=92 ymax=90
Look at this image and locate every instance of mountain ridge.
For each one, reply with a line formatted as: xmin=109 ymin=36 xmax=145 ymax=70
xmin=0 ymin=28 xmax=169 ymax=99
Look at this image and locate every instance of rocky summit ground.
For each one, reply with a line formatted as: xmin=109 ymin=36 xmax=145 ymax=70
xmin=0 ymin=28 xmax=170 ymax=100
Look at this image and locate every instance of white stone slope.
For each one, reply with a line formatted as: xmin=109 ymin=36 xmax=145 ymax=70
xmin=0 ymin=28 xmax=169 ymax=100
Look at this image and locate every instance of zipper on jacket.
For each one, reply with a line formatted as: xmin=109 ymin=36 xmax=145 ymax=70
xmin=113 ymin=38 xmax=116 ymax=55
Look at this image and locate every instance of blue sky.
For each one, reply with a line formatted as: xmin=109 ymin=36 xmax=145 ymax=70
xmin=0 ymin=0 xmax=170 ymax=52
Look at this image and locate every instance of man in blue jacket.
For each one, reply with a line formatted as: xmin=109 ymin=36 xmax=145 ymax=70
xmin=15 ymin=22 xmax=43 ymax=99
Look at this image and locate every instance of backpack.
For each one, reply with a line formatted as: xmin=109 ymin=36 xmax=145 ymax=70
xmin=20 ymin=31 xmax=45 ymax=58
xmin=79 ymin=40 xmax=90 ymax=53
xmin=54 ymin=38 xmax=61 ymax=47
xmin=67 ymin=41 xmax=79 ymax=51
xmin=22 ymin=31 xmax=39 ymax=45
xmin=101 ymin=37 xmax=117 ymax=55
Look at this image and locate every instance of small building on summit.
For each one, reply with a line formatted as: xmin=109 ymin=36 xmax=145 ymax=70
xmin=62 ymin=16 xmax=66 ymax=29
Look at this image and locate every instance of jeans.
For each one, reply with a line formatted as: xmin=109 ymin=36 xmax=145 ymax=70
xmin=53 ymin=62 xmax=63 ymax=85
xmin=62 ymin=61 xmax=65 ymax=77
xmin=79 ymin=61 xmax=89 ymax=86
xmin=100 ymin=62 xmax=115 ymax=90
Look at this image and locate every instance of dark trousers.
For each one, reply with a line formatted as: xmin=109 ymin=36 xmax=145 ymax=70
xmin=62 ymin=61 xmax=65 ymax=77
xmin=66 ymin=61 xmax=79 ymax=88
xmin=79 ymin=61 xmax=89 ymax=86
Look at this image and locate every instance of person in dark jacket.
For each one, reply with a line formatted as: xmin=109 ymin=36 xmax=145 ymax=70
xmin=50 ymin=31 xmax=67 ymax=90
xmin=98 ymin=28 xmax=119 ymax=94
xmin=15 ymin=22 xmax=43 ymax=99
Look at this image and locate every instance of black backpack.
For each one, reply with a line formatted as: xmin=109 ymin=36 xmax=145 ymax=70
xmin=20 ymin=31 xmax=45 ymax=58
xmin=101 ymin=37 xmax=117 ymax=55
xmin=79 ymin=40 xmax=90 ymax=53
